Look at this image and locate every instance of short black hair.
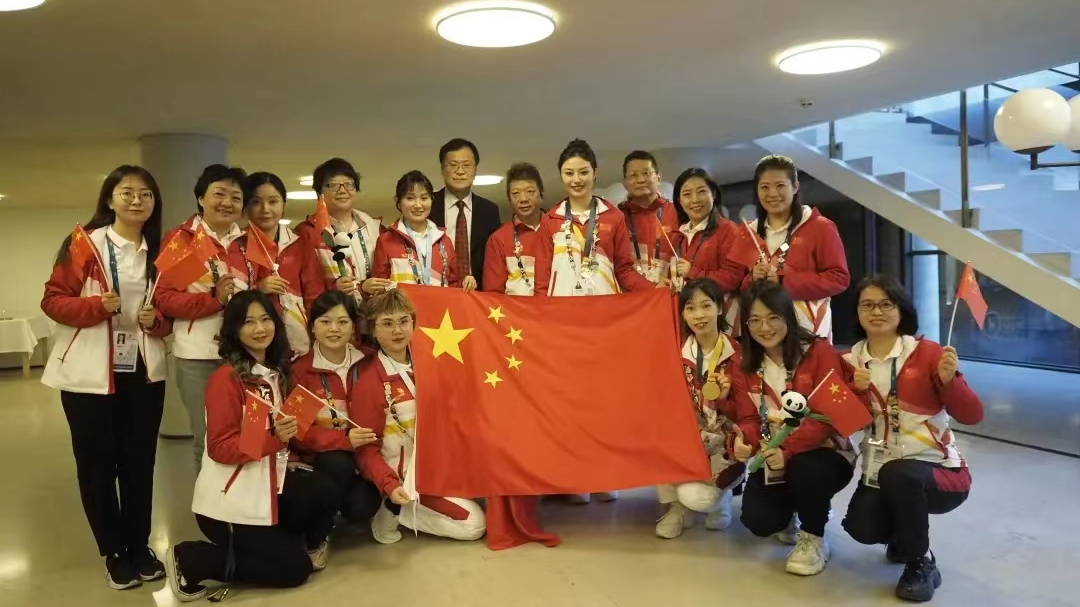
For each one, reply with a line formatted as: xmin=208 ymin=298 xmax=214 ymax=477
xmin=194 ymin=164 xmax=247 ymax=211
xmin=739 ymin=281 xmax=817 ymax=373
xmin=439 ymin=138 xmax=480 ymax=166
xmin=853 ymin=274 xmax=919 ymax=339
xmin=308 ymin=290 xmax=362 ymax=331
xmin=558 ymin=138 xmax=597 ymax=170
xmin=623 ymin=150 xmax=659 ymax=176
xmin=312 ymin=158 xmax=360 ymax=194
xmin=245 ymin=172 xmax=287 ymax=208
xmin=505 ymin=162 xmax=545 ymax=198
xmin=678 ymin=278 xmax=731 ymax=338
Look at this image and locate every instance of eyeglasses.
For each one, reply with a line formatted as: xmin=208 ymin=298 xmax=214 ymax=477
xmin=444 ymin=162 xmax=474 ymax=173
xmin=324 ymin=181 xmax=357 ymax=193
xmin=116 ymin=190 xmax=154 ymax=204
xmin=375 ymin=317 xmax=414 ymax=331
xmin=858 ymin=300 xmax=897 ymax=313
xmin=747 ymin=315 xmax=785 ymax=330
xmin=626 ymin=170 xmax=655 ymax=182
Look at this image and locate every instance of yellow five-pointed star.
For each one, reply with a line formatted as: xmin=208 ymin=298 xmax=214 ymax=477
xmin=420 ymin=310 xmax=473 ymax=363
xmin=484 ymin=371 xmax=503 ymax=388
xmin=294 ymin=394 xmax=304 ymax=403
xmin=167 ymin=240 xmax=180 ymax=250
xmin=194 ymin=232 xmax=204 ymax=240
xmin=505 ymin=327 xmax=523 ymax=344
xmin=73 ymin=231 xmax=83 ymax=240
xmin=506 ymin=355 xmax=523 ymax=371
xmin=829 ymin=383 xmax=840 ymax=394
xmin=487 ymin=306 xmax=506 ymax=323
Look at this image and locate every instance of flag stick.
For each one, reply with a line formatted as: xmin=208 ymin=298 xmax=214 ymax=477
xmin=144 ymin=274 xmax=162 ymax=307
xmin=806 ymin=368 xmax=835 ymax=400
xmin=946 ymin=299 xmax=960 ymax=347
xmin=742 ymin=220 xmax=764 ymax=257
xmin=654 ymin=217 xmax=679 ymax=258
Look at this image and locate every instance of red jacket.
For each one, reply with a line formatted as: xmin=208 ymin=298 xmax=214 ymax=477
xmin=680 ymin=336 xmax=759 ymax=443
xmin=730 ymin=340 xmax=851 ymax=460
xmin=482 ymin=219 xmax=552 ymax=296
xmin=372 ymin=220 xmax=461 ymax=288
xmin=291 ymin=347 xmax=374 ymax=453
xmin=617 ymin=197 xmax=680 ymax=265
xmin=542 ymin=199 xmax=654 ymax=294
xmin=295 ymin=210 xmax=387 ymax=293
xmin=672 ymin=217 xmax=746 ymax=294
xmin=348 ymin=357 xmax=408 ymax=496
xmin=740 ymin=207 xmax=850 ymax=301
xmin=227 ymin=226 xmax=326 ymax=314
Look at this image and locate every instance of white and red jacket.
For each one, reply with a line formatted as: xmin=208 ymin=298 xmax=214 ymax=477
xmin=617 ymin=196 xmax=680 ymax=283
xmin=371 ymin=219 xmax=461 ymax=288
xmin=741 ymin=207 xmax=850 ymax=341
xmin=674 ymin=217 xmax=747 ymax=337
xmin=482 ymin=218 xmax=552 ymax=296
xmin=842 ymin=336 xmax=984 ymax=475
xmin=291 ymin=343 xmax=370 ymax=452
xmin=730 ymin=340 xmax=856 ymax=462
xmin=227 ymin=226 xmax=326 ymax=357
xmin=349 ymin=352 xmax=416 ymax=497
xmin=156 ymin=215 xmax=243 ymax=360
xmin=295 ymin=208 xmax=384 ymax=292
xmin=41 ymin=226 xmax=172 ymax=394
xmin=542 ymin=198 xmax=654 ymax=296
xmin=192 ymin=363 xmax=346 ymax=526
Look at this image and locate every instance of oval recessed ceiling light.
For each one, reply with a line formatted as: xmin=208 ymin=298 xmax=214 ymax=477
xmin=777 ymin=40 xmax=884 ymax=75
xmin=286 ymin=191 xmax=318 ymax=200
xmin=473 ymin=175 xmax=504 ymax=186
xmin=435 ymin=1 xmax=555 ymax=48
xmin=299 ymin=175 xmax=313 ymax=187
xmin=0 ymin=0 xmax=46 ymax=11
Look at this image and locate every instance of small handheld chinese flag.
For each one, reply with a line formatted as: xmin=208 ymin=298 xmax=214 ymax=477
xmin=192 ymin=223 xmax=221 ymax=262
xmin=240 ymin=391 xmax=270 ymax=460
xmin=281 ymin=384 xmax=323 ymax=440
xmin=729 ymin=221 xmax=764 ymax=269
xmin=955 ymin=263 xmax=987 ymax=330
xmin=155 ymin=234 xmax=210 ymax=290
xmin=313 ymin=199 xmax=332 ymax=234
xmin=68 ymin=224 xmax=105 ymax=283
xmin=806 ymin=370 xmax=873 ymax=436
xmin=245 ymin=227 xmax=278 ymax=272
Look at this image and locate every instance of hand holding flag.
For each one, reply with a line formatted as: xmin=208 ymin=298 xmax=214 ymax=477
xmin=67 ymin=224 xmax=109 ymax=287
xmin=245 ymin=225 xmax=279 ymax=272
xmin=729 ymin=221 xmax=765 ymax=269
xmin=947 ymin=263 xmax=988 ymax=345
xmin=281 ymin=384 xmax=329 ymax=440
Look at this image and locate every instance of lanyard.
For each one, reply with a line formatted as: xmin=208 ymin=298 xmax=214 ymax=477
xmin=626 ymin=206 xmax=664 ymax=263
xmin=318 ymin=364 xmax=360 ymax=423
xmin=512 ymin=227 xmax=532 ymax=289
xmin=405 ymin=239 xmax=448 ymax=286
xmin=693 ymin=338 xmax=724 ymax=383
xmin=870 ymin=357 xmax=902 ymax=443
xmin=105 ymin=236 xmax=150 ymax=310
xmin=382 ymin=351 xmax=416 ymax=399
xmin=349 ymin=228 xmax=372 ymax=277
xmin=758 ymin=366 xmax=794 ymax=440
xmin=678 ymin=224 xmax=711 ymax=267
xmin=562 ymin=199 xmax=599 ymax=291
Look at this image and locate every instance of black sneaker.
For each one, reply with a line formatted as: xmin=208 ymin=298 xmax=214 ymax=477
xmin=895 ymin=554 xmax=942 ymax=603
xmin=166 ymin=545 xmax=208 ymax=603
xmin=132 ymin=547 xmax=166 ymax=581
xmin=105 ymin=553 xmax=141 ymax=590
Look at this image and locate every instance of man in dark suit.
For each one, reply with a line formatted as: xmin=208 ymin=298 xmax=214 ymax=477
xmin=430 ymin=138 xmax=502 ymax=290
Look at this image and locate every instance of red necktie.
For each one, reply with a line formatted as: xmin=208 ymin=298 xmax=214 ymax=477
xmin=455 ymin=200 xmax=471 ymax=278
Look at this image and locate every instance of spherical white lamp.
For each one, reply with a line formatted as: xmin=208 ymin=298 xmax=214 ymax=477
xmin=993 ymin=88 xmax=1071 ymax=154
xmin=1061 ymin=95 xmax=1080 ymax=153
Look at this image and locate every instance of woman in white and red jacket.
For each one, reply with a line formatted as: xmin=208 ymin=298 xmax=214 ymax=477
xmin=348 ymin=289 xmax=486 ymax=544
xmin=731 ymin=281 xmax=858 ymax=577
xmin=229 ymin=172 xmax=326 ymax=357
xmin=841 ymin=275 xmax=984 ymax=603
xmin=671 ymin=168 xmax=746 ymax=337
xmin=291 ymin=291 xmax=383 ymax=530
xmin=372 ymin=171 xmax=477 ymax=292
xmin=156 ymin=164 xmax=246 ymax=471
xmin=41 ymin=166 xmax=172 ymax=590
xmin=165 ymin=291 xmax=343 ymax=602
xmin=742 ymin=155 xmax=850 ymax=342
xmin=656 ymin=278 xmax=758 ymax=540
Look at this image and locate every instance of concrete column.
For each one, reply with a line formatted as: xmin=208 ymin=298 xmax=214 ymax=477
xmin=140 ymin=134 xmax=228 ymax=438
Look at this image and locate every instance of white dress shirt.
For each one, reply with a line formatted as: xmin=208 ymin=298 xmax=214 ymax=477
xmin=444 ymin=190 xmax=473 ymax=251
xmin=105 ymin=226 xmax=149 ymax=336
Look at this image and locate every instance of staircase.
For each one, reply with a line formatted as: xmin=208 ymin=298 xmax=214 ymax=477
xmin=754 ymin=112 xmax=1080 ymax=328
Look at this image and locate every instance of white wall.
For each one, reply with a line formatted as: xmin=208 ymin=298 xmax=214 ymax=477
xmin=0 ymin=207 xmax=90 ymax=318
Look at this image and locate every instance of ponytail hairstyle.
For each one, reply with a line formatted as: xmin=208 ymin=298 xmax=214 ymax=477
xmin=673 ymin=167 xmax=724 ymax=241
xmin=54 ymin=165 xmax=163 ymax=281
xmin=753 ymin=154 xmax=803 ymax=241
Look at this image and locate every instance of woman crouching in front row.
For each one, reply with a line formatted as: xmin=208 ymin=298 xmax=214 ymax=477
xmin=348 ymin=289 xmax=486 ymax=543
xmin=165 ymin=291 xmax=344 ymax=602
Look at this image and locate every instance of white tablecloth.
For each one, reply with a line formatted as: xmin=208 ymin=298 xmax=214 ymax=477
xmin=0 ymin=317 xmax=51 ymax=355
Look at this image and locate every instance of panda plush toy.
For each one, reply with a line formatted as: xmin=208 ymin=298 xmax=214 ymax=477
xmin=778 ymin=390 xmax=808 ymax=428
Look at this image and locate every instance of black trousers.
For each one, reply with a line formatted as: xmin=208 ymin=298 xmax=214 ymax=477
xmin=176 ymin=467 xmax=338 ymax=588
xmin=313 ymin=450 xmax=382 ymax=525
xmin=741 ymin=448 xmax=855 ymax=538
xmin=60 ymin=360 xmax=165 ymax=557
xmin=843 ymin=459 xmax=970 ymax=561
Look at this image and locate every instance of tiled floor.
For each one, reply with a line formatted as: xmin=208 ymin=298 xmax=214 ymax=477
xmin=1 ymin=367 xmax=1077 ymax=607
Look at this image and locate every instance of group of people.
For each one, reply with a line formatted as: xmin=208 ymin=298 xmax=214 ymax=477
xmin=39 ymin=137 xmax=984 ymax=604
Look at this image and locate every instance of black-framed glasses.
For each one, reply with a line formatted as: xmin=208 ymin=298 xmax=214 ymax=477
xmin=858 ymin=300 xmax=897 ymax=313
xmin=324 ymin=181 xmax=357 ymax=193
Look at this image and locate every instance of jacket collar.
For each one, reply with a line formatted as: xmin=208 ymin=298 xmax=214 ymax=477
xmin=311 ymin=342 xmax=364 ymax=372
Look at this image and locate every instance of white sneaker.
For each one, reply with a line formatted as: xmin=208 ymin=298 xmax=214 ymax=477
xmin=566 ymin=493 xmax=591 ymax=504
xmin=705 ymin=490 xmax=734 ymax=531
xmin=594 ymin=491 xmax=619 ymax=502
xmin=786 ymin=530 xmax=830 ymax=576
xmin=775 ymin=514 xmax=800 ymax=545
xmin=371 ymin=504 xmax=402 ymax=544
xmin=655 ymin=502 xmax=691 ymax=539
xmin=307 ymin=540 xmax=329 ymax=571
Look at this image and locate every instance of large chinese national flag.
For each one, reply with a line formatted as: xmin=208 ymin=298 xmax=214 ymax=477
xmin=401 ymin=285 xmax=710 ymax=497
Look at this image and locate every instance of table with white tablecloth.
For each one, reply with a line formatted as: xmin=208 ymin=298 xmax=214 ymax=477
xmin=0 ymin=317 xmax=52 ymax=378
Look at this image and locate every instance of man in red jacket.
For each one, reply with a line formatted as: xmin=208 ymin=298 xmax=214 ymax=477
xmin=618 ymin=151 xmax=680 ymax=284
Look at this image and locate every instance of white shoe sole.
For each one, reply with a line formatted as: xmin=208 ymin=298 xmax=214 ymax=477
xmin=165 ymin=546 xmax=207 ymax=603
xmin=106 ymin=574 xmax=141 ymax=591
xmin=786 ymin=558 xmax=827 ymax=576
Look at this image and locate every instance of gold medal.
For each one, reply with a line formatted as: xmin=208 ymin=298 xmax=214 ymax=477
xmin=702 ymin=379 xmax=722 ymax=401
